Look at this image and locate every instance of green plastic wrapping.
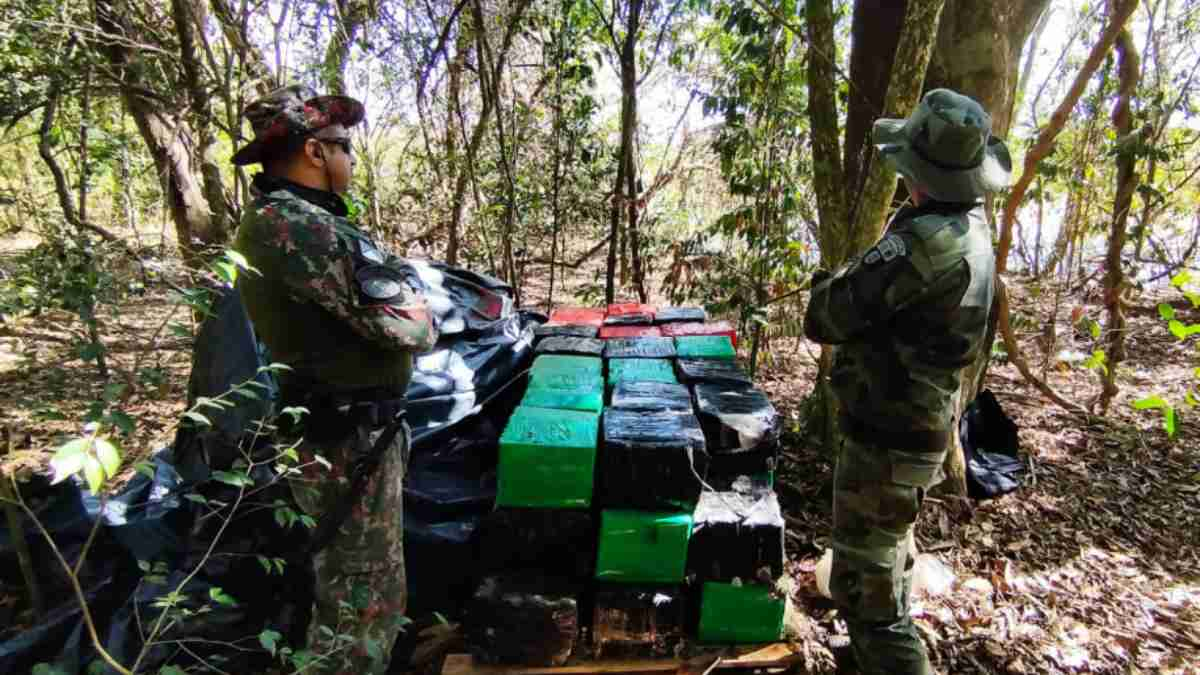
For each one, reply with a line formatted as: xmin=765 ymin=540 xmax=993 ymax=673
xmin=594 ymin=509 xmax=692 ymax=583
xmin=497 ymin=406 xmax=599 ymax=508
xmin=696 ymin=582 xmax=785 ymax=644
xmin=674 ymin=335 xmax=736 ymax=360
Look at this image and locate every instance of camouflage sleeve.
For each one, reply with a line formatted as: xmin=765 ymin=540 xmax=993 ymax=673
xmin=263 ymin=206 xmax=438 ymax=352
xmin=804 ymin=232 xmax=937 ymax=344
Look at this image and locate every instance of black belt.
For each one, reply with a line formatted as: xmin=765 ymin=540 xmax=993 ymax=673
xmin=839 ymin=411 xmax=950 ymax=451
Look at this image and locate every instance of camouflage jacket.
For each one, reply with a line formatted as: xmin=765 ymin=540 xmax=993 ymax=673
xmin=804 ymin=202 xmax=995 ymax=441
xmin=235 ymin=175 xmax=437 ymax=396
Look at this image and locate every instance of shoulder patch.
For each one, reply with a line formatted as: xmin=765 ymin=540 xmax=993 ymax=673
xmin=864 ymin=234 xmax=908 ymax=265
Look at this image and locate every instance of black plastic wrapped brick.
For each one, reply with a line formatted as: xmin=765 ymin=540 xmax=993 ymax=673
xmin=535 ymin=336 xmax=606 ymax=357
xmin=675 ymin=358 xmax=753 ymax=387
xmin=609 ymin=381 xmax=692 ymax=412
xmin=687 ymin=489 xmax=785 ymax=583
xmin=535 ymin=324 xmax=601 ymax=340
xmin=692 ymin=383 xmax=781 ymax=452
xmin=693 ymin=383 xmax=780 ymax=484
xmin=466 ymin=574 xmax=579 ymax=666
xmin=654 ymin=307 xmax=707 ymax=324
xmin=600 ymin=409 xmax=708 ymax=508
xmin=603 ymin=337 xmax=676 ymax=360
xmin=603 ymin=312 xmax=655 ymax=326
xmin=592 ymin=585 xmax=687 ymax=658
xmin=474 ymin=508 xmax=596 ymax=579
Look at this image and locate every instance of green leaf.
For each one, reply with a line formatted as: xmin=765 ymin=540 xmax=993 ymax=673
xmin=209 ymin=587 xmax=238 ymax=606
xmin=32 ymin=665 xmax=67 ymax=675
xmin=1165 ymin=406 xmax=1177 ymax=438
xmin=1090 ymin=320 xmax=1101 ymax=339
xmin=158 ymin=667 xmax=188 ymax=675
xmin=182 ymin=411 xmax=211 ymax=427
xmin=1159 ymin=303 xmax=1176 ymax=321
xmin=299 ymin=514 xmax=317 ymax=529
xmin=225 ymin=249 xmax=251 ymax=270
xmin=212 ymin=470 xmax=252 ymax=488
xmin=50 ymin=438 xmax=89 ymax=484
xmin=94 ymin=438 xmax=122 ymax=478
xmin=134 ymin=461 xmax=156 ymax=480
xmin=258 ymin=629 xmax=282 ymax=656
xmin=1134 ymin=396 xmax=1168 ymax=410
xmin=257 ymin=555 xmax=272 ymax=574
xmin=82 ymin=454 xmax=104 ymax=493
xmin=1170 ymin=320 xmax=1188 ymax=339
xmin=184 ymin=493 xmax=208 ymax=505
xmin=1170 ymin=270 xmax=1192 ymax=288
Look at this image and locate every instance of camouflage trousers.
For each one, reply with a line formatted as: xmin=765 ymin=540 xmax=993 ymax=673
xmin=831 ymin=433 xmax=943 ymax=675
xmin=290 ymin=422 xmax=410 ymax=674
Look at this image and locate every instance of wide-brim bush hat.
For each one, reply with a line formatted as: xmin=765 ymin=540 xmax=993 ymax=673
xmin=232 ymin=83 xmax=365 ymax=166
xmin=873 ymin=88 xmax=1012 ymax=202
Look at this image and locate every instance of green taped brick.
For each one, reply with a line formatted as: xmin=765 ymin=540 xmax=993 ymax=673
xmin=674 ymin=335 xmax=736 ymax=361
xmin=521 ymin=387 xmax=604 ymax=413
xmin=531 ymin=354 xmax=603 ymax=379
xmin=607 ymin=358 xmax=678 ymax=389
xmin=595 ymin=510 xmax=692 ymax=583
xmin=697 ymin=582 xmax=785 ymax=644
xmin=498 ymin=406 xmax=599 ymax=508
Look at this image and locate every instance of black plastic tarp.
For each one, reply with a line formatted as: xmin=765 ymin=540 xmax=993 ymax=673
xmin=1 ymin=262 xmax=537 ymax=673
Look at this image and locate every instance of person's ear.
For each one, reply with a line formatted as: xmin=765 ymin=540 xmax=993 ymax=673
xmin=303 ymin=138 xmax=325 ymax=167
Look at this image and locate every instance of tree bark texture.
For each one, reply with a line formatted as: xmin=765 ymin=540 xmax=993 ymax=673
xmin=97 ymin=0 xmax=228 ymax=267
xmin=924 ymin=0 xmax=1050 ymax=142
xmin=805 ymin=0 xmax=847 ymax=263
xmin=848 ymin=0 xmax=945 ymax=255
xmin=446 ymin=24 xmax=470 ymax=266
xmin=621 ymin=0 xmax=647 ymax=303
xmin=1099 ymin=25 xmax=1141 ymax=413
xmin=843 ymin=0 xmax=906 ymax=212
xmin=173 ymin=0 xmax=234 ymax=247
xmin=322 ymin=0 xmax=372 ymax=96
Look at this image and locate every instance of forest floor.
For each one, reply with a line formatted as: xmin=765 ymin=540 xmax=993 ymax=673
xmin=0 ymin=249 xmax=1198 ymax=674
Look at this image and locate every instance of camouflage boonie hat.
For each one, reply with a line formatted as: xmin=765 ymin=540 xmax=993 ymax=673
xmin=232 ymin=84 xmax=365 ymax=166
xmin=873 ymin=88 xmax=1012 ymax=202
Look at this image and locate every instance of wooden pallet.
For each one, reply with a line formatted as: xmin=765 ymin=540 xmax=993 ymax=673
xmin=442 ymin=643 xmax=800 ymax=675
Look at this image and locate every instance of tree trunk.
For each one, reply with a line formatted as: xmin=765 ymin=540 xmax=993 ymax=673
xmin=848 ymin=0 xmax=946 ymax=253
xmin=843 ymin=0 xmax=906 ymax=211
xmin=97 ymin=0 xmax=227 ymax=268
xmin=446 ymin=25 xmax=469 ymax=266
xmin=1099 ymin=25 xmax=1141 ymax=413
xmin=323 ymin=0 xmax=371 ymax=96
xmin=621 ymin=21 xmax=647 ymax=303
xmin=173 ymin=0 xmax=234 ymax=246
xmin=806 ymin=0 xmax=848 ymax=261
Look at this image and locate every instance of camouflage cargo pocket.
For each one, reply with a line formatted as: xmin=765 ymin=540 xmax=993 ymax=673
xmin=888 ymin=448 xmax=946 ymax=490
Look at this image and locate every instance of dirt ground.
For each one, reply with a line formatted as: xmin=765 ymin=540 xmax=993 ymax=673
xmin=1 ymin=251 xmax=1198 ymax=673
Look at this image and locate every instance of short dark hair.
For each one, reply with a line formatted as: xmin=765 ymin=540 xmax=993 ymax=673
xmin=262 ymin=132 xmax=315 ymax=175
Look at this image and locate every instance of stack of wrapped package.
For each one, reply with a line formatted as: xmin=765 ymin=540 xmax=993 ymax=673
xmin=467 ymin=304 xmax=785 ymax=665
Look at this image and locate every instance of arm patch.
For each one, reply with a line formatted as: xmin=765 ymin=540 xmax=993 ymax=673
xmin=864 ymin=234 xmax=908 ymax=265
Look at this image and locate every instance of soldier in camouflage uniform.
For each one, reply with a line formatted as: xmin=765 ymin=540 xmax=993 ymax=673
xmin=232 ymin=84 xmax=438 ymax=673
xmin=804 ymin=89 xmax=1012 ymax=675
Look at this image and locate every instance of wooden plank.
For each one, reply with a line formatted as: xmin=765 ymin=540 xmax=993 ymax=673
xmin=442 ymin=644 xmax=799 ymax=675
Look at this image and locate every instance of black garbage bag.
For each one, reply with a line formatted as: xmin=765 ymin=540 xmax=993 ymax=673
xmin=0 ymin=261 xmax=538 ymax=672
xmin=959 ymin=389 xmax=1025 ymax=500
